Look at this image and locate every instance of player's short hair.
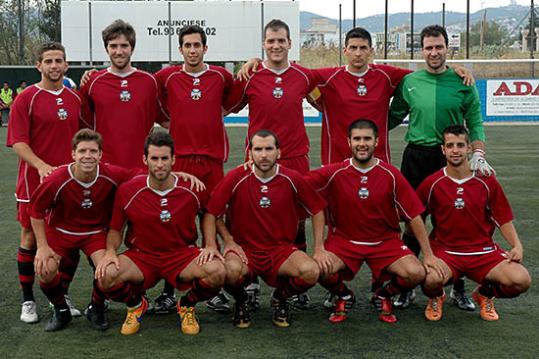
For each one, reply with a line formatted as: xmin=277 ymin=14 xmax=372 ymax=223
xmin=179 ymin=25 xmax=207 ymax=47
xmin=144 ymin=129 xmax=175 ymax=157
xmin=348 ymin=119 xmax=378 ymax=138
xmin=36 ymin=42 xmax=66 ymax=62
xmin=72 ymin=129 xmax=103 ymax=151
xmin=102 ymin=19 xmax=136 ymax=49
xmin=264 ymin=19 xmax=290 ymax=40
xmin=442 ymin=125 xmax=470 ymax=144
xmin=345 ymin=27 xmax=372 ymax=47
xmin=420 ymin=24 xmax=448 ymax=48
xmin=248 ymin=129 xmax=280 ymax=149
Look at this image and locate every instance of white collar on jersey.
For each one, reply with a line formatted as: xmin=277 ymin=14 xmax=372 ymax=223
xmin=68 ymin=163 xmax=100 ymax=188
xmin=182 ymin=63 xmax=209 ymax=77
xmin=147 ymin=174 xmax=178 ymax=196
xmin=262 ymin=61 xmax=291 ymax=75
xmin=107 ymin=67 xmax=137 ymax=78
xmin=349 ymin=158 xmax=379 ymax=173
xmin=252 ymin=164 xmax=280 ymax=183
xmin=34 ymin=84 xmax=65 ymax=96
xmin=443 ymin=167 xmax=475 ymax=184
xmin=345 ymin=65 xmax=369 ymax=78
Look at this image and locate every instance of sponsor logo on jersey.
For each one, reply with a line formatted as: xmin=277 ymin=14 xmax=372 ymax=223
xmin=357 ymin=84 xmax=367 ymax=96
xmin=275 ymin=77 xmax=282 ymax=84
xmin=259 ymin=196 xmax=271 ymax=208
xmin=120 ymin=90 xmax=131 ymax=102
xmin=193 ymin=78 xmax=201 ymax=86
xmin=121 ymin=80 xmax=128 ymax=88
xmin=81 ymin=198 xmax=93 ymax=209
xmin=272 ymin=87 xmax=283 ymax=99
xmin=454 ymin=197 xmax=465 ymax=209
xmin=57 ymin=108 xmax=68 ymax=121
xmin=191 ymin=88 xmax=202 ymax=100
xmin=160 ymin=209 xmax=172 ymax=222
xmin=260 ymin=185 xmax=269 ymax=193
xmin=358 ymin=187 xmax=369 ymax=199
xmin=56 ymin=98 xmax=64 ymax=106
xmin=407 ymin=87 xmax=415 ymax=92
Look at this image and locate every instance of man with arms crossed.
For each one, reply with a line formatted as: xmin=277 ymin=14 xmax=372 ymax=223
xmin=202 ymin=130 xmax=326 ymax=328
xmin=7 ymin=42 xmax=83 ymax=323
xmin=389 ymin=25 xmax=493 ymax=309
xmin=306 ymin=119 xmax=445 ymax=323
xmin=95 ymin=131 xmax=225 ymax=336
xmin=419 ymin=125 xmax=530 ymax=321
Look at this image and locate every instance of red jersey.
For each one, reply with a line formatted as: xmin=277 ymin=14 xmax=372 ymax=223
xmin=80 ymin=68 xmax=161 ymax=168
xmin=306 ymin=159 xmax=423 ymax=244
xmin=6 ymin=85 xmax=82 ymax=202
xmin=225 ymin=63 xmax=317 ymax=159
xmin=206 ymin=165 xmax=326 ymax=251
xmin=417 ymin=169 xmax=514 ymax=254
xmin=110 ymin=175 xmax=206 ymax=254
xmin=311 ymin=64 xmax=410 ymax=165
xmin=155 ymin=64 xmax=232 ymax=161
xmin=29 ymin=163 xmax=138 ymax=235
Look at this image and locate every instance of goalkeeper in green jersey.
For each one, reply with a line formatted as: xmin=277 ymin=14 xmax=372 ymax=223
xmin=388 ymin=24 xmax=494 ymax=311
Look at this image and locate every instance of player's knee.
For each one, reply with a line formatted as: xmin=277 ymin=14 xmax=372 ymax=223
xmin=297 ymin=259 xmax=319 ymax=284
xmin=423 ymin=270 xmax=443 ymax=289
xmin=511 ymin=268 xmax=532 ymax=293
xmin=100 ymin=265 xmax=120 ymax=289
xmin=402 ymin=263 xmax=426 ymax=285
xmin=204 ymin=260 xmax=226 ymax=286
xmin=224 ymin=258 xmax=244 ymax=284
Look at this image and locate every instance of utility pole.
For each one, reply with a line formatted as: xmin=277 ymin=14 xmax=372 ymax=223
xmin=18 ymin=0 xmax=24 ymax=63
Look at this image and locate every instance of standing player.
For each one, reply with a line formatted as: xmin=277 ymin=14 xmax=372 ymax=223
xmin=80 ymin=19 xmax=163 ymax=169
xmin=6 ymin=42 xmax=82 ymax=323
xmin=389 ymin=25 xmax=493 ymax=309
xmin=419 ymin=125 xmax=530 ymax=321
xmin=95 ymin=131 xmax=225 ymax=336
xmin=30 ymin=129 xmax=140 ymax=331
xmin=202 ymin=130 xmax=326 ymax=328
xmin=153 ymin=25 xmax=233 ymax=313
xmin=306 ymin=119 xmax=445 ymax=323
xmin=225 ymin=19 xmax=318 ymax=309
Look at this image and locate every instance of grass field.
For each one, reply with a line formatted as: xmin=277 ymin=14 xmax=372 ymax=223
xmin=0 ymin=125 xmax=538 ymax=359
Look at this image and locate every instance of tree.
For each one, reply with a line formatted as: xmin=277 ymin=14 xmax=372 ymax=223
xmin=468 ymin=20 xmax=508 ymax=47
xmin=37 ymin=0 xmax=61 ymax=42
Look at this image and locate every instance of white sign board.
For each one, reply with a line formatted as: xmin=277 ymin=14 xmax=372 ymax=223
xmin=448 ymin=33 xmax=460 ymax=49
xmin=486 ymin=79 xmax=539 ymax=116
xmin=61 ymin=1 xmax=300 ymax=62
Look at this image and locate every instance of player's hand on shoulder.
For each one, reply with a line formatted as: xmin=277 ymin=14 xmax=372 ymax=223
xmin=237 ymin=58 xmax=262 ymax=81
xmin=95 ymin=249 xmax=119 ymax=280
xmin=237 ymin=159 xmax=253 ymax=171
xmin=80 ymin=68 xmax=98 ymax=87
xmin=313 ymin=248 xmax=334 ymax=276
xmin=453 ymin=65 xmax=475 ymax=86
xmin=470 ymin=149 xmax=494 ymax=176
xmin=175 ymin=171 xmax=206 ymax=192
xmin=37 ymin=162 xmax=57 ymax=183
xmin=197 ymin=246 xmax=224 ymax=266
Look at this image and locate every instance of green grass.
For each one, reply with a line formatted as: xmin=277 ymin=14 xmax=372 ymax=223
xmin=1 ymin=125 xmax=538 ymax=358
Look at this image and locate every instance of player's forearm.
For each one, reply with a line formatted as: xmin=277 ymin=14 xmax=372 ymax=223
xmin=201 ymin=213 xmax=219 ymax=248
xmin=12 ymin=142 xmax=48 ymax=170
xmin=311 ymin=211 xmax=325 ymax=252
xmin=215 ymin=217 xmax=234 ymax=245
xmin=499 ymin=221 xmax=523 ymax=250
xmin=30 ymin=217 xmax=49 ymax=249
xmin=408 ymin=216 xmax=435 ymax=257
xmin=105 ymin=229 xmax=123 ymax=253
xmin=471 ymin=140 xmax=485 ymax=152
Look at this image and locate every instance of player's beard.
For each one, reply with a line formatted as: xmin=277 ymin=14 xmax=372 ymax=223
xmin=149 ymin=168 xmax=171 ymax=183
xmin=254 ymin=160 xmax=276 ymax=175
xmin=111 ymin=54 xmax=131 ymax=70
xmin=353 ymin=147 xmax=374 ymax=164
xmin=427 ymin=56 xmax=446 ymax=72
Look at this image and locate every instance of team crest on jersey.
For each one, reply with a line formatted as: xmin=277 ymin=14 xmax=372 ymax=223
xmin=193 ymin=78 xmax=201 ymax=86
xmin=160 ymin=209 xmax=172 ymax=222
xmin=272 ymin=87 xmax=283 ymax=99
xmin=57 ymin=108 xmax=68 ymax=121
xmin=260 ymin=185 xmax=269 ymax=193
xmin=275 ymin=77 xmax=282 ymax=84
xmin=120 ymin=80 xmax=128 ymax=88
xmin=358 ymin=187 xmax=369 ymax=199
xmin=454 ymin=198 xmax=465 ymax=209
xmin=259 ymin=196 xmax=271 ymax=208
xmin=360 ymin=176 xmax=368 ymax=184
xmin=357 ymin=84 xmax=367 ymax=96
xmin=191 ymin=88 xmax=202 ymax=100
xmin=81 ymin=198 xmax=93 ymax=209
xmin=120 ymin=90 xmax=131 ymax=102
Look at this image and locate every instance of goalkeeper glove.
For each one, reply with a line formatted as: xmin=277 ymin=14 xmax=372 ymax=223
xmin=470 ymin=149 xmax=494 ymax=176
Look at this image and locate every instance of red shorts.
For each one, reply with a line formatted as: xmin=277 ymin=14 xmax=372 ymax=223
xmin=432 ymin=243 xmax=507 ymax=284
xmin=325 ymin=235 xmax=413 ymax=281
xmin=278 ymin=155 xmax=310 ymax=174
xmin=235 ymin=244 xmax=298 ymax=288
xmin=173 ymin=155 xmax=224 ymax=194
xmin=122 ymin=246 xmax=201 ymax=291
xmin=17 ymin=202 xmax=31 ymax=229
xmin=47 ymin=228 xmax=106 ymax=258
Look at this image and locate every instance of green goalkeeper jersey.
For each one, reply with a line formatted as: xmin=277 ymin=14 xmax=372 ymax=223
xmin=389 ymin=68 xmax=485 ymax=146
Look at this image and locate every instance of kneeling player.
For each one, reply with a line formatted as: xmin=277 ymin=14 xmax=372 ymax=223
xmin=95 ymin=131 xmax=225 ymax=335
xmin=306 ymin=119 xmax=446 ymax=323
xmin=30 ymin=129 xmax=141 ymax=331
xmin=419 ymin=125 xmax=531 ymax=321
xmin=202 ymin=130 xmax=326 ymax=328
